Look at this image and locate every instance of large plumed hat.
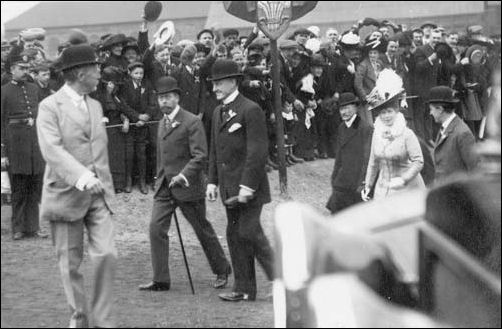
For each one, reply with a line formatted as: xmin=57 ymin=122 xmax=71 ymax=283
xmin=367 ymin=69 xmax=405 ymax=112
xmin=339 ymin=32 xmax=361 ymax=49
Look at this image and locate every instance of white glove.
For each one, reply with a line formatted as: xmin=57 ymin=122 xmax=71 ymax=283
xmin=361 ymin=187 xmax=371 ymax=202
xmin=238 ymin=187 xmax=254 ymax=203
xmin=206 ymin=184 xmax=218 ymax=201
xmin=389 ymin=177 xmax=406 ymax=190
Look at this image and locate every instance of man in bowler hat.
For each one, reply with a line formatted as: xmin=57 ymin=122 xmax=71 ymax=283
xmin=206 ymin=59 xmax=274 ymax=302
xmin=37 ymin=45 xmax=116 ymax=328
xmin=326 ymin=93 xmax=373 ymax=214
xmin=428 ymin=86 xmax=479 ymax=183
xmin=139 ymin=76 xmax=231 ymax=292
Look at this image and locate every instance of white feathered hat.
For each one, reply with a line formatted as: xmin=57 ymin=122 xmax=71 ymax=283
xmin=367 ymin=69 xmax=405 ymax=111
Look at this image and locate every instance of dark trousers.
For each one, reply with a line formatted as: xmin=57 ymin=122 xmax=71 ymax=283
xmin=149 ymin=180 xmax=230 ymax=283
xmin=316 ymin=113 xmax=338 ymax=158
xmin=225 ymin=202 xmax=274 ymax=299
xmin=326 ymin=189 xmax=362 ymax=214
xmin=10 ymin=174 xmax=42 ymax=234
xmin=146 ymin=124 xmax=158 ymax=184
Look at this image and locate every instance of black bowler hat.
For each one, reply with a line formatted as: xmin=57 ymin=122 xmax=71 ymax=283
xmin=208 ymin=59 xmax=243 ymax=81
xmin=427 ymin=86 xmax=459 ymax=104
xmin=57 ymin=45 xmax=101 ymax=71
xmin=143 ymin=1 xmax=163 ymax=22
xmin=156 ymin=76 xmax=181 ymax=95
xmin=338 ymin=92 xmax=360 ymax=107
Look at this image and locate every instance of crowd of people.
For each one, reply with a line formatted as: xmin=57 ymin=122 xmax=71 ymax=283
xmin=1 ymin=10 xmax=501 ymax=327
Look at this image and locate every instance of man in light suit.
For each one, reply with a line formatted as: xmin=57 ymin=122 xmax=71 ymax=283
xmin=37 ymin=45 xmax=116 ymax=328
xmin=139 ymin=76 xmax=231 ymax=292
xmin=428 ymin=86 xmax=479 ymax=184
xmin=206 ymin=60 xmax=274 ymax=302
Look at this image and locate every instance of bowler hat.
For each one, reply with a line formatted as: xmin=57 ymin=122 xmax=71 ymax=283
xmin=143 ymin=1 xmax=163 ymax=22
xmin=339 ymin=92 xmax=360 ymax=107
xmin=68 ymin=29 xmax=88 ymax=46
xmin=101 ymin=66 xmax=125 ymax=84
xmin=102 ymin=34 xmax=127 ymax=50
xmin=208 ymin=59 xmax=243 ymax=81
xmin=57 ymin=44 xmax=101 ymax=71
xmin=427 ymin=86 xmax=459 ymax=104
xmin=156 ymin=76 xmax=181 ymax=95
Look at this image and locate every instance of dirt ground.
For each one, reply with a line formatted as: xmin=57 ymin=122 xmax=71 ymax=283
xmin=1 ymin=159 xmax=332 ymax=328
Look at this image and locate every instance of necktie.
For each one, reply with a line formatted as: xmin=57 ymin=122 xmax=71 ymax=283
xmin=221 ymin=104 xmax=230 ymax=122
xmin=165 ymin=115 xmax=172 ymax=128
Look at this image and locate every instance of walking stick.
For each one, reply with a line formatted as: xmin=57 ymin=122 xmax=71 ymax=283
xmin=172 ymin=206 xmax=196 ymax=295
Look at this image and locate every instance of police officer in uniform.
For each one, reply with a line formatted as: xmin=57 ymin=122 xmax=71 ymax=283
xmin=1 ymin=54 xmax=47 ymax=240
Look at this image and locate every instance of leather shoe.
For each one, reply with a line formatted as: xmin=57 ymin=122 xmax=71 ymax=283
xmin=213 ymin=273 xmax=228 ymax=289
xmin=13 ymin=232 xmax=24 ymax=240
xmin=138 ymin=281 xmax=170 ymax=291
xmin=30 ymin=230 xmax=49 ymax=239
xmin=288 ymin=154 xmax=304 ymax=163
xmin=219 ymin=292 xmax=254 ymax=302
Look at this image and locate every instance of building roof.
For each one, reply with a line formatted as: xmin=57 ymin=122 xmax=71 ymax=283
xmin=206 ymin=1 xmax=485 ymax=29
xmin=5 ymin=1 xmax=211 ymax=31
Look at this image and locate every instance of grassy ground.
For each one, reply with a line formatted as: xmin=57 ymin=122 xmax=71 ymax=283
xmin=1 ymin=159 xmax=333 ymax=328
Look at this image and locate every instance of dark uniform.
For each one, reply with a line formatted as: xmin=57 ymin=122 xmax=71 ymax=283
xmin=1 ymin=80 xmax=45 ymax=236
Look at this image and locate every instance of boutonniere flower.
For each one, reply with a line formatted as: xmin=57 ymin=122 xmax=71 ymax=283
xmin=227 ymin=110 xmax=237 ymax=120
xmin=171 ymin=120 xmax=180 ymax=128
xmin=141 ymin=87 xmax=145 ymax=95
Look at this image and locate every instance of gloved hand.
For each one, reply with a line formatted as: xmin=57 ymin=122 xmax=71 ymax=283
xmin=238 ymin=187 xmax=254 ymax=203
xmin=169 ymin=174 xmax=187 ymax=188
xmin=206 ymin=184 xmax=218 ymax=201
xmin=361 ymin=187 xmax=371 ymax=202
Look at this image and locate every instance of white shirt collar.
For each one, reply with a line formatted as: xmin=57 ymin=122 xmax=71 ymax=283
xmin=441 ymin=113 xmax=456 ymax=133
xmin=62 ymin=83 xmax=85 ymax=103
xmin=222 ymin=89 xmax=239 ymax=105
xmin=345 ymin=114 xmax=357 ymax=128
xmin=166 ymin=105 xmax=180 ymax=122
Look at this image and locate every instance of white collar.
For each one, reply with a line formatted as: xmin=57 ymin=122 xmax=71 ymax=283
xmin=166 ymin=105 xmax=180 ymax=122
xmin=344 ymin=114 xmax=357 ymax=128
xmin=62 ymin=83 xmax=85 ymax=103
xmin=223 ymin=89 xmax=239 ymax=105
xmin=442 ymin=113 xmax=456 ymax=132
xmin=185 ymin=65 xmax=193 ymax=74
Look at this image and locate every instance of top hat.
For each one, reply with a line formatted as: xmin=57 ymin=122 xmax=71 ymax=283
xmin=57 ymin=44 xmax=101 ymax=71
xmin=156 ymin=76 xmax=181 ymax=95
xmin=339 ymin=92 xmax=360 ymax=107
xmin=208 ymin=59 xmax=243 ymax=81
xmin=143 ymin=1 xmax=163 ymax=22
xmin=427 ymin=86 xmax=459 ymax=104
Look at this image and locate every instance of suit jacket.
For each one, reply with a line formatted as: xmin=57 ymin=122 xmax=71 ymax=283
xmin=413 ymin=44 xmax=440 ymax=98
xmin=155 ymin=108 xmax=207 ymax=201
xmin=208 ymin=93 xmax=271 ymax=204
xmin=331 ymin=116 xmax=373 ymax=192
xmin=172 ymin=65 xmax=202 ymax=115
xmin=433 ymin=116 xmax=479 ymax=183
xmin=37 ymin=88 xmax=115 ymax=222
xmin=354 ymin=58 xmax=380 ymax=101
xmin=119 ymin=79 xmax=157 ymax=119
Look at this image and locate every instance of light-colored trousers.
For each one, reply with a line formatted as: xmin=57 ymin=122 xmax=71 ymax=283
xmin=50 ymin=195 xmax=117 ymax=328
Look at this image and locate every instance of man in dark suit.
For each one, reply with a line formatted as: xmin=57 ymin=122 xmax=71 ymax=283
xmin=413 ymin=29 xmax=443 ymax=143
xmin=428 ymin=86 xmax=479 ymax=184
xmin=1 ymin=54 xmax=47 ymax=240
xmin=139 ymin=76 xmax=231 ymax=292
xmin=326 ymin=93 xmax=373 ymax=214
xmin=206 ymin=60 xmax=274 ymax=302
